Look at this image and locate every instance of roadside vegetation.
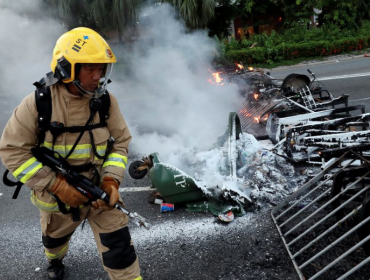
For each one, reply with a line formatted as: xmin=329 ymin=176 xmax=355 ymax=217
xmin=43 ymin=0 xmax=370 ymax=68
xmin=216 ymin=21 xmax=370 ymax=68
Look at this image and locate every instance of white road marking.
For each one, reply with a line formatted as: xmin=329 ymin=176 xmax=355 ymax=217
xmin=318 ymin=72 xmax=370 ymax=81
xmin=119 ymin=186 xmax=155 ymax=192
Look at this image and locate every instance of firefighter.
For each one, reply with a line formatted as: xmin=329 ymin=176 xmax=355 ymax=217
xmin=0 ymin=27 xmax=141 ymax=280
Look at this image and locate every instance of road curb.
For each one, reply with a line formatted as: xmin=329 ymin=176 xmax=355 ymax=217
xmin=271 ymin=54 xmax=366 ymax=72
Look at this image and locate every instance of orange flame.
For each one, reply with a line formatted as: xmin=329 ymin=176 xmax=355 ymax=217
xmin=213 ymin=72 xmax=223 ymax=84
xmin=239 ymin=108 xmax=262 ymax=123
xmin=236 ymin=63 xmax=244 ymax=70
xmin=207 ymin=70 xmax=224 ymax=85
xmin=253 ymin=93 xmax=259 ymax=100
xmin=239 ymin=108 xmax=252 ymax=117
xmin=248 ymin=66 xmax=254 ymax=71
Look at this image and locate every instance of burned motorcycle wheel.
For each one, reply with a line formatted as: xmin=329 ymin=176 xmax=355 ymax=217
xmin=357 ymin=195 xmax=370 ymax=256
xmin=128 ymin=160 xmax=147 ymax=180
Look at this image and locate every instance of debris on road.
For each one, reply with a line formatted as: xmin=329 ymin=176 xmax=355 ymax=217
xmin=160 ymin=203 xmax=175 ymax=213
xmin=127 ymin=67 xmax=370 ymax=277
xmin=272 ymin=150 xmax=370 ymax=280
xmin=129 ymin=113 xmax=303 ymax=221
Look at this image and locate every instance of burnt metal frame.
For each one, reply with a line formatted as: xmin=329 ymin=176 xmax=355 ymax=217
xmin=283 ymin=113 xmax=370 ymax=160
xmin=275 ymin=105 xmax=366 ymax=142
xmin=271 ymin=150 xmax=370 ymax=280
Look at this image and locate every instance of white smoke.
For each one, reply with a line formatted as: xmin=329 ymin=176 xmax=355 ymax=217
xmin=0 ymin=2 xmax=244 ymax=169
xmin=110 ymin=4 xmax=244 ymax=167
xmin=0 ymin=0 xmax=65 ymax=108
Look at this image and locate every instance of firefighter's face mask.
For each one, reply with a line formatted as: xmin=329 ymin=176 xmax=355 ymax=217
xmin=73 ymin=63 xmax=113 ymax=97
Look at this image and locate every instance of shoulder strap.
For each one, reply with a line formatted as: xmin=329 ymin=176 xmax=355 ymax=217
xmin=98 ymin=91 xmax=111 ymax=124
xmin=35 ymin=84 xmax=52 ymax=146
xmin=33 ymin=72 xmax=58 ymax=147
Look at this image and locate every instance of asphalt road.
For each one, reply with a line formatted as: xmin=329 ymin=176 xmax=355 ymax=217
xmin=270 ymin=55 xmax=370 ymax=101
xmin=0 ymin=56 xmax=369 ymax=280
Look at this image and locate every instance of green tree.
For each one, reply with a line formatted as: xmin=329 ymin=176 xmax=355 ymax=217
xmin=234 ymin=0 xmax=284 ymax=33
xmin=208 ymin=0 xmax=238 ymax=38
xmin=237 ymin=0 xmax=369 ymax=30
xmin=44 ymin=0 xmax=143 ymax=42
xmin=295 ymin=0 xmax=369 ymax=30
xmin=161 ymin=0 xmax=216 ymax=29
xmin=280 ymin=0 xmax=315 ymax=27
xmin=356 ymin=0 xmax=370 ymax=27
xmin=235 ymin=0 xmax=281 ymax=15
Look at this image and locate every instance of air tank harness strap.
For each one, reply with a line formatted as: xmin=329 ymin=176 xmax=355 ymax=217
xmin=52 ymin=97 xmax=111 ymax=160
xmin=49 ymin=120 xmax=107 ymax=153
xmin=50 ymin=194 xmax=80 ymax=222
xmin=2 ymin=170 xmax=23 ymax=199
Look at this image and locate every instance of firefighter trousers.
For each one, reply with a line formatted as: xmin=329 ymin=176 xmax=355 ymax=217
xmin=40 ymin=205 xmax=141 ymax=280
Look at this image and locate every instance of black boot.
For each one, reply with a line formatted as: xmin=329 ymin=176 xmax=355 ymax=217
xmin=47 ymin=259 xmax=65 ymax=280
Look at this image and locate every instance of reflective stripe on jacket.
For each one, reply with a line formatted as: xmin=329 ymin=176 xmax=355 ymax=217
xmin=43 ymin=142 xmax=107 ymax=159
xmin=103 ymin=153 xmax=128 ymax=169
xmin=13 ymin=157 xmax=43 ymax=183
xmin=0 ymin=83 xmax=132 ymax=196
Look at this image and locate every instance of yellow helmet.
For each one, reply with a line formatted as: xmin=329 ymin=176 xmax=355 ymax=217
xmin=50 ymin=27 xmax=116 ymax=84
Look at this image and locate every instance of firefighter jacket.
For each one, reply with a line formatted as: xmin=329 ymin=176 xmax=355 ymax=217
xmin=0 ymin=83 xmax=132 ymax=211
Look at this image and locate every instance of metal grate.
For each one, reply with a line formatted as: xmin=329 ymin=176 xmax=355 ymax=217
xmin=271 ymin=150 xmax=370 ymax=280
xmin=298 ymin=85 xmax=317 ymax=109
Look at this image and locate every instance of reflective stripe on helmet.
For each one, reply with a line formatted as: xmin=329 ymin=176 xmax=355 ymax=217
xmin=102 ymin=153 xmax=127 ymax=169
xmin=43 ymin=142 xmax=107 ymax=159
xmin=13 ymin=157 xmax=43 ymax=183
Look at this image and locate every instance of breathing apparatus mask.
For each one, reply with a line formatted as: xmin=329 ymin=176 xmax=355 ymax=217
xmin=72 ymin=63 xmax=113 ymax=98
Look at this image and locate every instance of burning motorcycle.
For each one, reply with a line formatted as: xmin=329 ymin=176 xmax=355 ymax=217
xmin=208 ymin=64 xmax=345 ymax=141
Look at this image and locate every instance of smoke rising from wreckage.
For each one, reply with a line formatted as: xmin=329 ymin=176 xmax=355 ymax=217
xmin=208 ymin=63 xmax=370 ymax=279
xmin=1 ymin=1 xmax=370 ymax=279
xmin=130 ymin=64 xmax=370 ymax=279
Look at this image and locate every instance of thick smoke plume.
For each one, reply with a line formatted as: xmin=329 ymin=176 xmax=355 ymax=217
xmin=0 ymin=0 xmax=65 ymax=107
xmin=110 ymin=5 xmax=244 ymax=167
xmin=0 ymin=2 xmax=244 ymax=169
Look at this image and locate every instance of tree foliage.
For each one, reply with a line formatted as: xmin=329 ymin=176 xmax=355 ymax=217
xmin=44 ymin=0 xmax=218 ymax=38
xmin=208 ymin=0 xmax=238 ymax=38
xmin=43 ymin=0 xmax=370 ymax=41
xmin=235 ymin=0 xmax=370 ymax=30
xmin=288 ymin=0 xmax=370 ymax=29
xmin=317 ymin=0 xmax=370 ymax=30
xmin=235 ymin=0 xmax=281 ymax=16
xmin=161 ymin=0 xmax=215 ymax=29
xmin=44 ymin=0 xmax=143 ymax=42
